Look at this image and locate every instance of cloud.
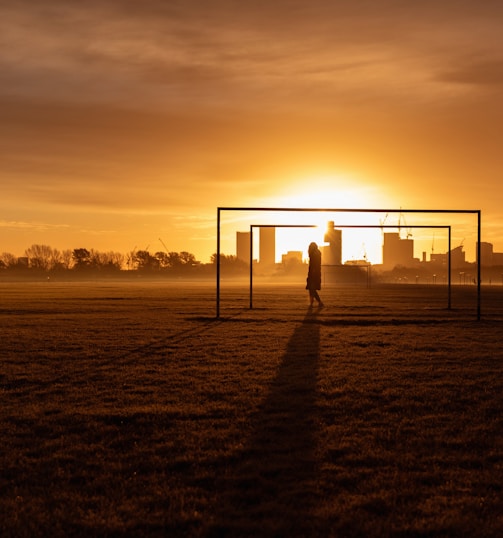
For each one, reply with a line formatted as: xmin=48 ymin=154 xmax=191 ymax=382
xmin=437 ymin=58 xmax=503 ymax=87
xmin=2 ymin=2 xmax=503 ymax=223
xmin=0 ymin=219 xmax=70 ymax=231
xmin=4 ymin=0 xmax=503 ymax=113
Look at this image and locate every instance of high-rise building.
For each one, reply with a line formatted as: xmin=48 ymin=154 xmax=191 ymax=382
xmin=382 ymin=233 xmax=414 ymax=268
xmin=236 ymin=232 xmax=251 ymax=264
xmin=259 ymin=227 xmax=275 ymax=267
xmin=323 ymin=221 xmax=342 ymax=265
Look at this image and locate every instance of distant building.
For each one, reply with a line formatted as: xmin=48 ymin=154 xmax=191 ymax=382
xmin=259 ymin=227 xmax=275 ymax=267
xmin=323 ymin=221 xmax=342 ymax=265
xmin=236 ymin=232 xmax=251 ymax=264
xmin=430 ymin=252 xmax=446 ymax=265
xmin=478 ymin=242 xmax=493 ymax=266
xmin=382 ymin=232 xmax=414 ymax=268
xmin=282 ymin=250 xmax=303 ymax=264
xmin=477 ymin=242 xmax=503 ymax=266
xmin=431 ymin=245 xmax=465 ymax=267
xmin=493 ymin=252 xmax=503 ymax=265
xmin=450 ymin=245 xmax=466 ymax=267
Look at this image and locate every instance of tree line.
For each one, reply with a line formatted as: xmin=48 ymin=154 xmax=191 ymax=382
xmin=0 ymin=244 xmax=249 ymax=276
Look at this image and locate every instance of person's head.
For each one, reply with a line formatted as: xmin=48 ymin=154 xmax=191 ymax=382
xmin=308 ymin=242 xmax=318 ymax=256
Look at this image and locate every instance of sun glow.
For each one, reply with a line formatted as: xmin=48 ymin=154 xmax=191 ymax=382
xmin=273 ymin=185 xmax=371 ymax=210
xmin=258 ymin=175 xmax=390 ymax=263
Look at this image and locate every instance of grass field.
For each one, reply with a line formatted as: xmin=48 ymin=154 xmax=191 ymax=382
xmin=1 ymin=280 xmax=502 ymax=537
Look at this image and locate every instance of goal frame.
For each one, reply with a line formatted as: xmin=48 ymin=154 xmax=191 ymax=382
xmin=216 ymin=207 xmax=481 ymax=319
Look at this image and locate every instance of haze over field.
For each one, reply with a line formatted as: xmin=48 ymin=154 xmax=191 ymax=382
xmin=1 ymin=1 xmax=503 ymax=262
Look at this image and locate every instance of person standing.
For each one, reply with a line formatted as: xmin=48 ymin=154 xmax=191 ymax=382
xmin=306 ymin=242 xmax=324 ymax=307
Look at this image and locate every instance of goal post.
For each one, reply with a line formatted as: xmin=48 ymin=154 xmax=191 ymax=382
xmin=215 ymin=207 xmax=481 ymax=319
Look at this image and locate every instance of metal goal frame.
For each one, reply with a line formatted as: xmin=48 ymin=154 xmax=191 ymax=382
xmin=216 ymin=208 xmax=481 ymax=319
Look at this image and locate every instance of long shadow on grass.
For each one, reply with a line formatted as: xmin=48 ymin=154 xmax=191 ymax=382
xmin=206 ymin=308 xmax=321 ymax=537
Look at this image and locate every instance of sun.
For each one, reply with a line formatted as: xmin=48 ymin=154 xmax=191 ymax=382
xmin=255 ymin=174 xmax=388 ymax=262
xmin=275 ymin=187 xmax=368 ymax=210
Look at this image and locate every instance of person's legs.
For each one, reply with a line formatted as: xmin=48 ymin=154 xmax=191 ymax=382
xmin=309 ymin=290 xmax=315 ymax=306
xmin=313 ymin=290 xmax=323 ymax=305
xmin=309 ymin=289 xmax=323 ymax=306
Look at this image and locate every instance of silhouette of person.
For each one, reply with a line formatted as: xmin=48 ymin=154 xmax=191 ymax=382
xmin=306 ymin=242 xmax=324 ymax=307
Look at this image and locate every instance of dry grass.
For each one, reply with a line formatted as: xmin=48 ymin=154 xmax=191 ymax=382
xmin=1 ymin=280 xmax=502 ymax=537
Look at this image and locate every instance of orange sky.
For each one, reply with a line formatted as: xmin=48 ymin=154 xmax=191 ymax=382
xmin=1 ymin=1 xmax=503 ymax=263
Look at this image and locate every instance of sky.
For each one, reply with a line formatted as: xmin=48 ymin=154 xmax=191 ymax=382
xmin=2 ymin=0 xmax=503 ymax=264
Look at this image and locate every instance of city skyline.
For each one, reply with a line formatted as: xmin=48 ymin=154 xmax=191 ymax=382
xmin=2 ymin=2 xmax=503 ymax=262
xmin=236 ymin=215 xmax=503 ymax=270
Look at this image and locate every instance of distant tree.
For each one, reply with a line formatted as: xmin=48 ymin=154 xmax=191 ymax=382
xmin=179 ymin=251 xmax=196 ymax=265
xmin=210 ymin=253 xmax=234 ymax=265
xmin=25 ymin=244 xmax=57 ymax=271
xmin=95 ymin=250 xmax=124 ymax=271
xmin=0 ymin=252 xmax=18 ymax=269
xmin=72 ymin=248 xmax=92 ymax=270
xmin=154 ymin=251 xmax=170 ymax=269
xmin=166 ymin=251 xmax=182 ymax=269
xmin=49 ymin=248 xmax=65 ymax=270
xmin=134 ymin=250 xmax=159 ymax=271
xmin=60 ymin=249 xmax=74 ymax=270
xmin=164 ymin=251 xmax=198 ymax=272
xmin=126 ymin=250 xmax=138 ymax=271
xmin=106 ymin=251 xmax=125 ymax=270
xmin=4 ymin=244 xmax=203 ymax=276
xmin=210 ymin=253 xmax=248 ymax=274
xmin=87 ymin=250 xmax=100 ymax=268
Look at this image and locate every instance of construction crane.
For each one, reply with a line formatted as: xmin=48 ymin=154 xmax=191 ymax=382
xmin=398 ymin=209 xmax=412 ymax=239
xmin=159 ymin=237 xmax=169 ymax=254
xmin=379 ymin=212 xmax=389 ymax=244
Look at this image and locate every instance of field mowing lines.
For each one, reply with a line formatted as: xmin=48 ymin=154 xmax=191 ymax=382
xmin=111 ymin=315 xmax=250 ymax=361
